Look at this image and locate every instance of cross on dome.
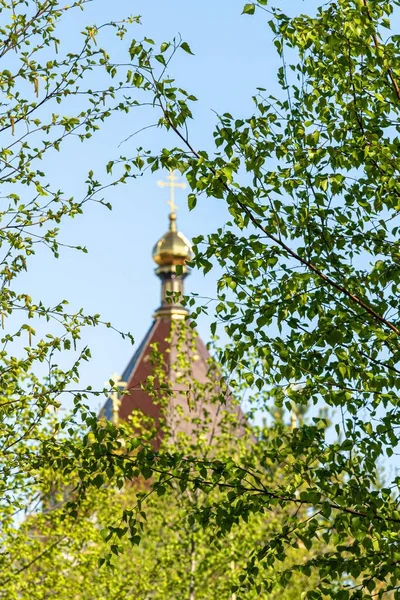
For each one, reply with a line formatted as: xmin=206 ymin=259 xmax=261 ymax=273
xmin=157 ymin=170 xmax=186 ymax=215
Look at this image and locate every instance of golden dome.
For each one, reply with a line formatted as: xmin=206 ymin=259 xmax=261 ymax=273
xmin=152 ymin=213 xmax=192 ymax=267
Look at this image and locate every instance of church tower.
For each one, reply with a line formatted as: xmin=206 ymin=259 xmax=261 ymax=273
xmin=101 ymin=172 xmax=243 ymax=445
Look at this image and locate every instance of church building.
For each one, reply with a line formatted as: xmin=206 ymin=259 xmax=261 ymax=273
xmin=101 ymin=172 xmax=244 ymax=446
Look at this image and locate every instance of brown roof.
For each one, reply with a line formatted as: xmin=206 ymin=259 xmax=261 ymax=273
xmin=102 ymin=315 xmax=246 ymax=447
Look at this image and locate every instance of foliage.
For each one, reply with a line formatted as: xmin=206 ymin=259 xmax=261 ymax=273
xmin=0 ymin=0 xmax=145 ymax=589
xmin=4 ymin=0 xmax=400 ymax=598
xmin=2 ymin=349 xmax=317 ymax=599
xmin=115 ymin=0 xmax=400 ymax=597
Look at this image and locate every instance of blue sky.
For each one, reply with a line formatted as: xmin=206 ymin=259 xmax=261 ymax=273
xmin=14 ymin=0 xmax=286 ymax=410
xmin=13 ymin=0 xmax=400 ymax=422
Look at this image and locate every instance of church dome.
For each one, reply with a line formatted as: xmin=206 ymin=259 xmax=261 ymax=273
xmin=152 ymin=213 xmax=192 ymax=267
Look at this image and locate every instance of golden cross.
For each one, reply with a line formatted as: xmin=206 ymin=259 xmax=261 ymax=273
xmin=106 ymin=373 xmax=127 ymax=425
xmin=157 ymin=170 xmax=186 ymax=214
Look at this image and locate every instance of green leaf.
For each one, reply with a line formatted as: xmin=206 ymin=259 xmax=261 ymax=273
xmin=188 ymin=193 xmax=197 ymax=210
xmin=180 ymin=41 xmax=194 ymax=55
xmin=242 ymin=3 xmax=255 ymax=14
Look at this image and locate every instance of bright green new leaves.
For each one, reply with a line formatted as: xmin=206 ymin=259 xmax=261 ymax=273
xmin=5 ymin=0 xmax=400 ymax=598
xmin=0 ymin=0 xmax=157 ymax=592
xmin=123 ymin=0 xmax=400 ymax=597
xmin=242 ymin=3 xmax=256 ymax=15
xmin=3 ymin=330 xmax=318 ymax=599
